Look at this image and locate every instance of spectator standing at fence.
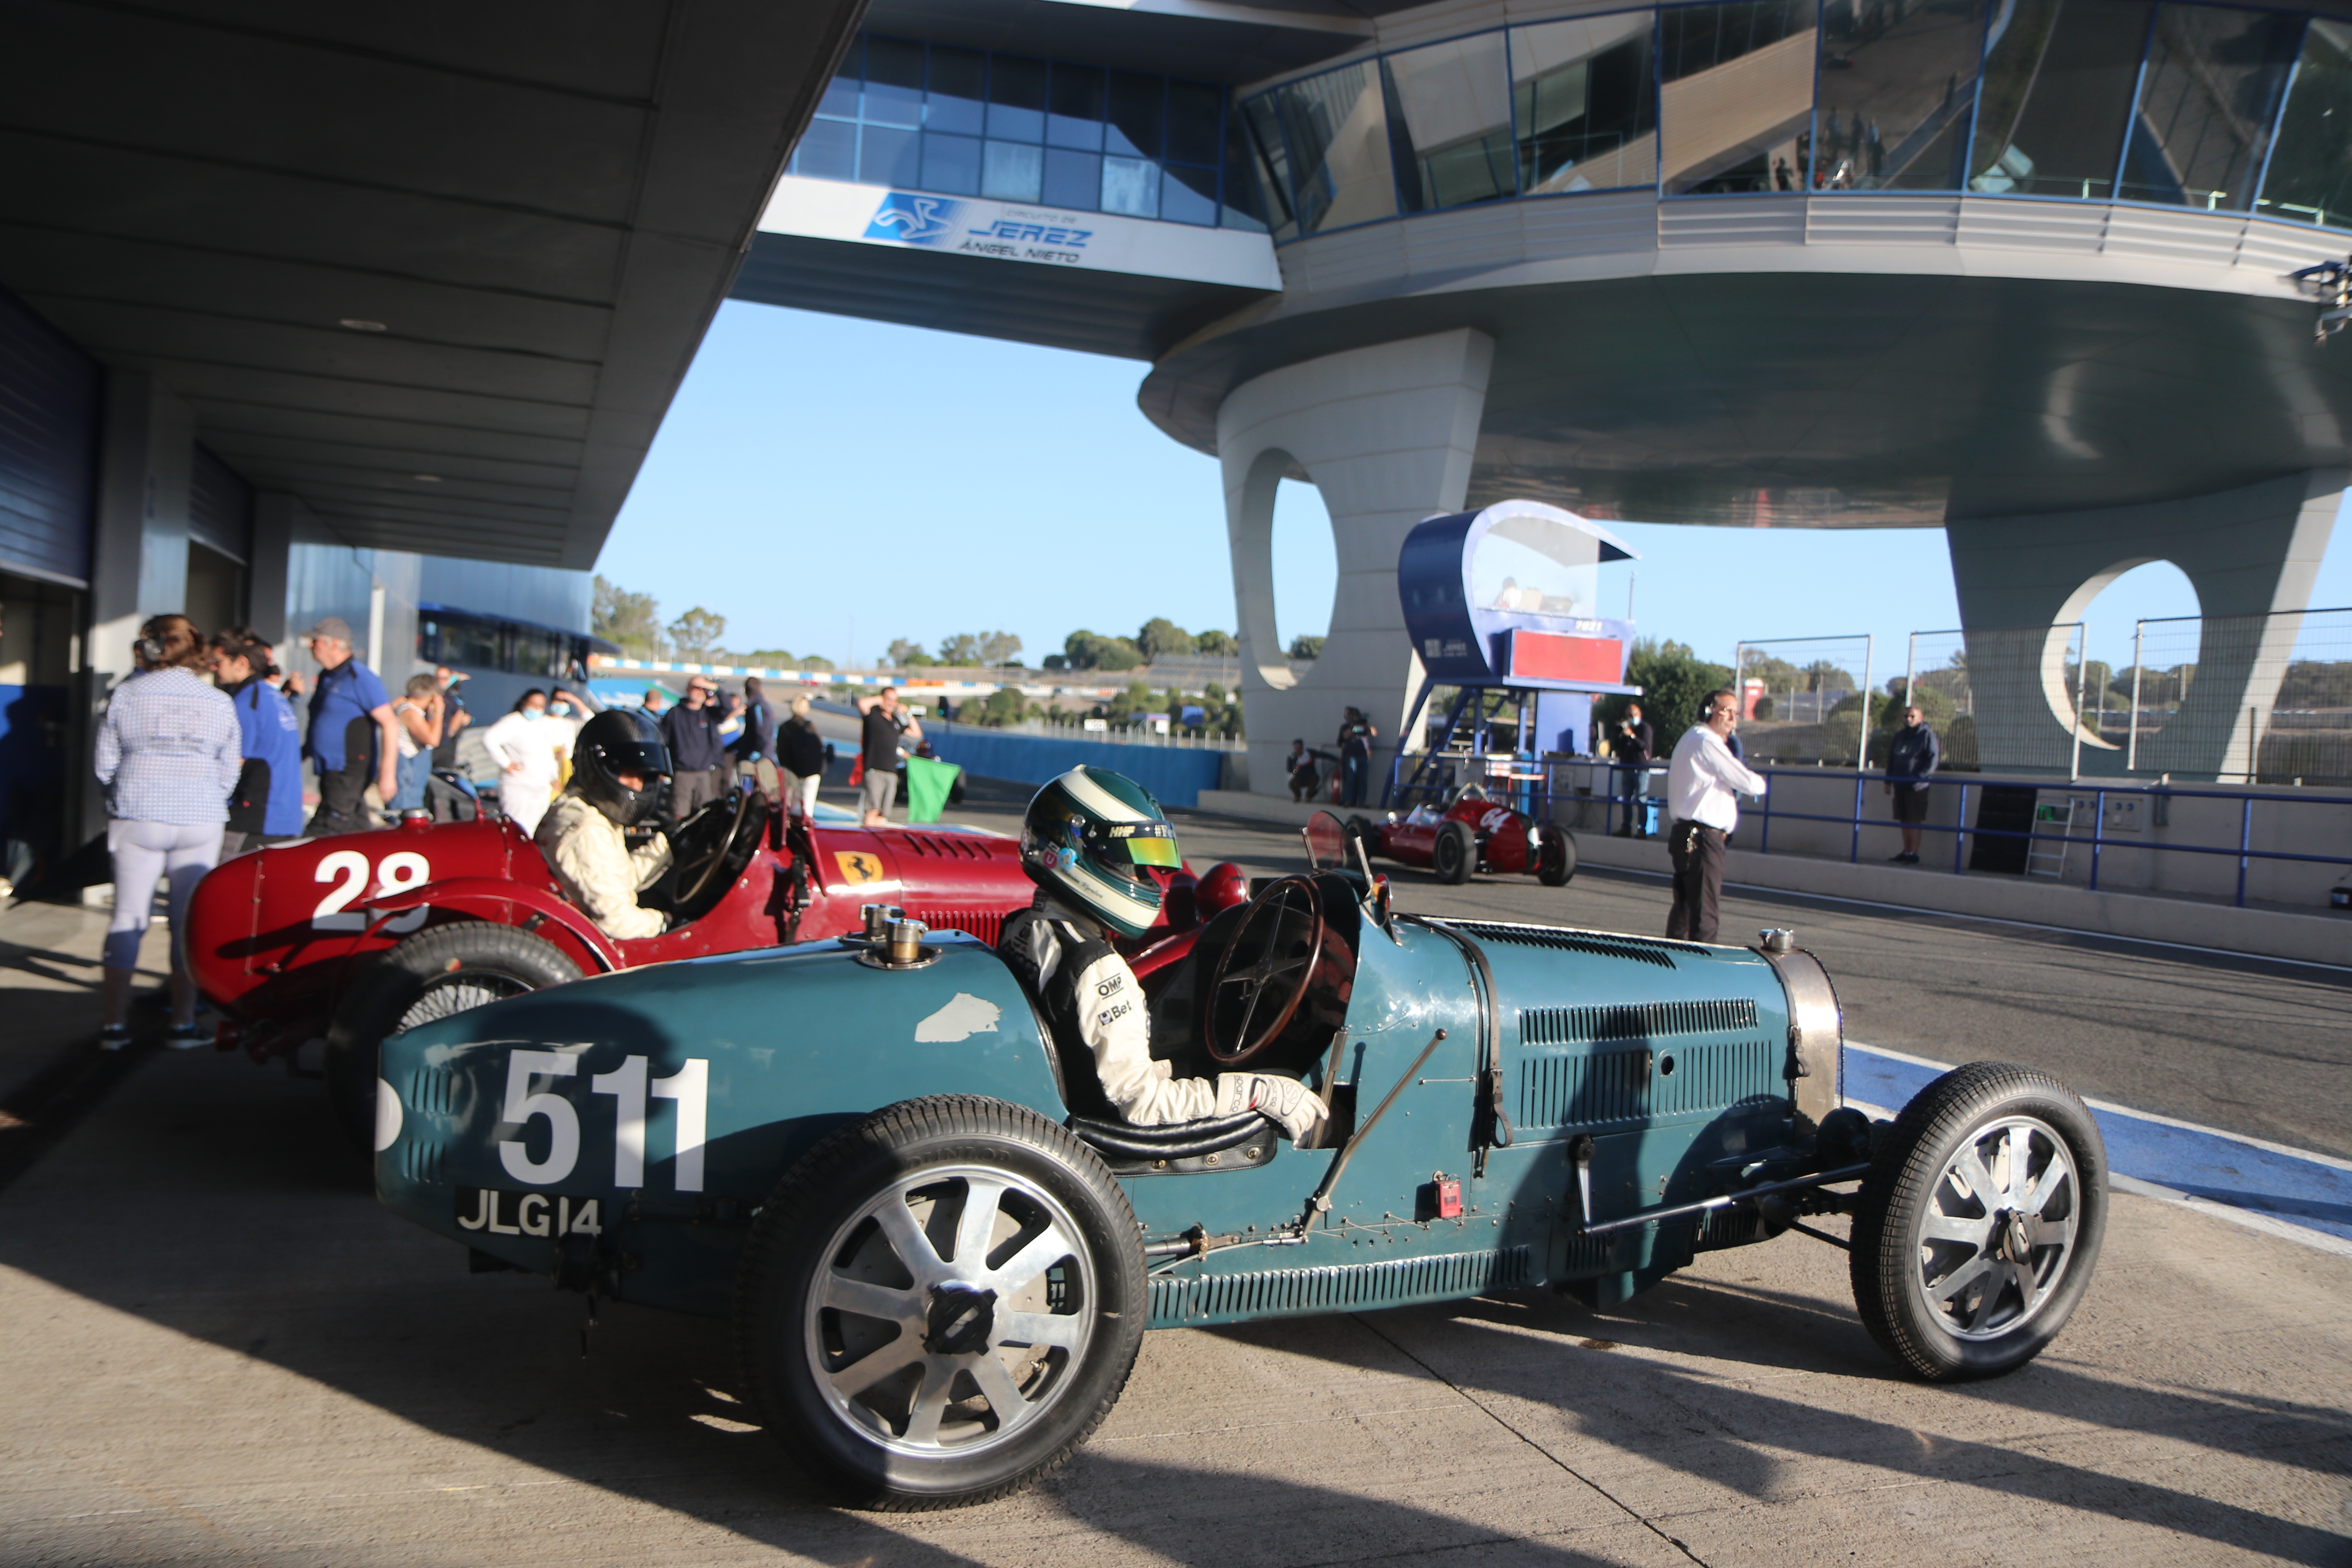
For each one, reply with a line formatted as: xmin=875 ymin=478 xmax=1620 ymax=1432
xmin=211 ymin=628 xmax=303 ymax=856
xmin=1664 ymin=689 xmax=1766 ymax=943
xmin=1335 ymin=708 xmax=1378 ymax=808
xmin=480 ymin=688 xmax=570 ymax=835
xmin=1883 ymin=704 xmax=1940 ymax=865
xmin=855 ymin=686 xmax=921 ymax=826
xmin=94 ymin=615 xmax=241 ymax=1049
xmin=778 ymin=693 xmax=826 ymax=818
xmin=1610 ymin=701 xmax=1654 ymax=837
xmin=661 ymin=676 xmax=731 ymax=822
xmin=300 ymin=617 xmax=399 ymax=836
xmin=735 ymin=675 xmax=779 ymax=796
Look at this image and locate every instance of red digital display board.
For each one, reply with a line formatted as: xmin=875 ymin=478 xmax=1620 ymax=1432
xmin=1505 ymin=630 xmax=1622 ymax=684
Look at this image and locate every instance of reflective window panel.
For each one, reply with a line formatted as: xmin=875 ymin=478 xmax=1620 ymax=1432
xmin=1511 ymin=12 xmax=1660 ymax=194
xmin=1163 ymin=162 xmax=1221 ymax=224
xmin=820 ymin=41 xmax=861 ymax=120
xmin=861 ymin=124 xmax=920 ymax=187
xmin=1276 ymin=60 xmax=1402 ymax=232
xmin=1050 ymin=65 xmax=1107 ymax=150
xmin=1103 ymin=154 xmax=1163 ymax=216
xmin=2121 ymin=4 xmax=2301 ymax=210
xmin=1109 ymin=72 xmax=1166 ymax=159
xmin=1044 ymin=146 xmax=1102 ymax=209
xmin=1167 ymin=80 xmax=1226 ymax=166
xmin=795 ymin=117 xmax=856 ymax=181
xmin=987 ymin=55 xmax=1048 ymax=144
xmin=982 ymin=139 xmax=1045 ymax=201
xmin=1969 ymin=0 xmax=2153 ymax=200
xmin=864 ymin=38 xmax=924 ymax=128
xmin=1815 ymin=0 xmax=1989 ymax=191
xmin=2261 ymin=18 xmax=2352 ymax=227
xmin=1234 ymin=96 xmax=1297 ymax=238
xmin=1661 ymin=0 xmax=1821 ymax=195
xmin=927 ymin=47 xmax=987 ymax=136
xmin=922 ymin=131 xmax=982 ymax=194
xmin=1384 ymin=32 xmax=1517 ymax=211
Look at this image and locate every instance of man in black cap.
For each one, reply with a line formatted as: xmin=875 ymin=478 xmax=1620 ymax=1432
xmin=301 ymin=616 xmax=399 ymax=835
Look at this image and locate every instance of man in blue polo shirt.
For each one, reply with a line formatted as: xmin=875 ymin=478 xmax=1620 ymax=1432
xmin=301 ymin=616 xmax=399 ymax=835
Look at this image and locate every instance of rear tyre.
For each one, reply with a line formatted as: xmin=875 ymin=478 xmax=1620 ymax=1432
xmin=734 ymin=1095 xmax=1145 ymax=1511
xmin=1343 ymin=815 xmax=1376 ymax=863
xmin=1432 ymin=820 xmax=1475 ymax=885
xmin=1536 ymin=829 xmax=1577 ymax=887
xmin=1849 ymin=1062 xmax=2107 ymax=1381
xmin=325 ymin=922 xmax=582 ymax=1152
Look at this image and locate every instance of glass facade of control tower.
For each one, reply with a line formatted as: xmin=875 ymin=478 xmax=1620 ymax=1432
xmin=1227 ymin=0 xmax=2352 ymax=243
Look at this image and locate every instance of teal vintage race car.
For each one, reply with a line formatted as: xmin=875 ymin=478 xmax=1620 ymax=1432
xmin=373 ymin=813 xmax=2107 ymax=1510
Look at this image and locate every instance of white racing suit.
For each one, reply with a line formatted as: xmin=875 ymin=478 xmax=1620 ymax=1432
xmin=997 ymin=903 xmax=1325 ymax=1140
xmin=536 ymin=789 xmax=674 ymax=941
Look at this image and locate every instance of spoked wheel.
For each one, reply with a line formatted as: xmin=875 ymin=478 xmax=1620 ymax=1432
xmin=735 ymin=1096 xmax=1145 ymax=1511
xmin=325 ymin=922 xmax=581 ymax=1154
xmin=1201 ymin=875 xmax=1326 ymax=1067
xmin=1851 ymin=1062 xmax=2107 ymax=1381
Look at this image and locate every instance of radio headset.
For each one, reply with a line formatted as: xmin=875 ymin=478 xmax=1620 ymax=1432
xmin=135 ymin=621 xmax=168 ymax=665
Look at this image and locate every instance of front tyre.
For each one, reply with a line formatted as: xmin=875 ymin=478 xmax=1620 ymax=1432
xmin=1536 ymin=828 xmax=1576 ymax=886
xmin=735 ymin=1096 xmax=1146 ymax=1511
xmin=1850 ymin=1062 xmax=2107 ymax=1381
xmin=1432 ymin=820 xmax=1475 ymax=885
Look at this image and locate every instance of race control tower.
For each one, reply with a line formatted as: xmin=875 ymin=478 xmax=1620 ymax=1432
xmin=739 ymin=0 xmax=2352 ymax=793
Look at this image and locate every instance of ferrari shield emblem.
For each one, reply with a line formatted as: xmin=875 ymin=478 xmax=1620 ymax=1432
xmin=833 ymin=850 xmax=889 ymax=886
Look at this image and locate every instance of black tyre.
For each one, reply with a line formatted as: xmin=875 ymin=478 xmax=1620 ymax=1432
xmin=325 ymin=922 xmax=581 ymax=1153
xmin=1432 ymin=820 xmax=1475 ymax=884
xmin=734 ymin=1095 xmax=1146 ymax=1511
xmin=1850 ymin=1062 xmax=2107 ymax=1381
xmin=1536 ymin=828 xmax=1577 ymax=886
xmin=1343 ymin=815 xmax=1376 ymax=863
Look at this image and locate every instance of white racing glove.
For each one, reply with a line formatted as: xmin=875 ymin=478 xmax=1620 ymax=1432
xmin=1216 ymin=1073 xmax=1328 ymax=1142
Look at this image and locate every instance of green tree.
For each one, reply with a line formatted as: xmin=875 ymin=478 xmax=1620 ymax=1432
xmin=978 ymin=687 xmax=1028 ymax=727
xmin=1193 ymin=629 xmax=1237 ymax=657
xmin=1136 ymin=617 xmax=1191 ymax=661
xmin=1622 ymin=638 xmax=1733 ymax=753
xmin=739 ymin=648 xmax=796 ymax=667
xmin=665 ymin=606 xmax=727 ymax=664
xmin=886 ymin=638 xmax=928 ymax=667
xmin=977 ymin=630 xmax=1023 ymax=668
xmin=937 ymin=633 xmax=982 ymax=666
xmin=593 ymin=575 xmax=664 ymax=659
xmin=1288 ymin=634 xmax=1325 ymax=660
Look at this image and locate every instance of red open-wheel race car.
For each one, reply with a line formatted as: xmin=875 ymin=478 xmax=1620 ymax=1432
xmin=187 ymin=791 xmax=1256 ymax=1148
xmin=1346 ymin=783 xmax=1575 ymax=887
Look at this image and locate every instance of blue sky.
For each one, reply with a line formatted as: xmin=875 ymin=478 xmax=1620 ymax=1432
xmin=600 ymin=302 xmax=2352 ymax=680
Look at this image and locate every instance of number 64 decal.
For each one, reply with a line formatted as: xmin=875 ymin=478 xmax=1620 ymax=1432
xmin=312 ymin=849 xmax=430 ymax=933
xmin=497 ymin=1049 xmax=709 ymax=1191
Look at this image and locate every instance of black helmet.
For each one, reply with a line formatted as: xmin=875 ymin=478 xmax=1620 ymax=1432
xmin=572 ymin=707 xmax=671 ymax=826
xmin=1018 ymin=766 xmax=1180 ymax=938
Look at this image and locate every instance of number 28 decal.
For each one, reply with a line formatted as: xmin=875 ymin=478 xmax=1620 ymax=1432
xmin=497 ymin=1049 xmax=710 ymax=1192
xmin=312 ymin=849 xmax=430 ymax=933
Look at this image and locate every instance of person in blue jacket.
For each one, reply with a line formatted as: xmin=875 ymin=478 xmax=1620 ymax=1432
xmin=1883 ymin=702 xmax=1941 ymax=865
xmin=211 ymin=628 xmax=305 ymax=855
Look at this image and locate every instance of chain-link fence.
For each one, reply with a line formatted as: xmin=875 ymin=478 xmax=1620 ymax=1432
xmin=2120 ymin=607 xmax=2352 ymax=786
xmin=1900 ymin=624 xmax=2087 ymax=773
xmin=1734 ymin=635 xmax=1878 ymax=766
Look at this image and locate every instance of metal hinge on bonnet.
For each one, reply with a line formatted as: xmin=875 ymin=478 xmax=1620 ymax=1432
xmin=1785 ymin=1020 xmax=1809 ymax=1082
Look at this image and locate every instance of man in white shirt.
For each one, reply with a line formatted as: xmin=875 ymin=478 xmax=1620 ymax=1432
xmin=1663 ymin=688 xmax=1767 ymax=942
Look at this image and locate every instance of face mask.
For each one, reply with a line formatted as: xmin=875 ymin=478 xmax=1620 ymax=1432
xmin=524 ymin=708 xmax=546 ymax=721
xmin=549 ymin=702 xmax=572 ymax=718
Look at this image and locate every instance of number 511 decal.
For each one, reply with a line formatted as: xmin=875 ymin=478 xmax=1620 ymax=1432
xmin=498 ymin=1050 xmax=710 ymax=1191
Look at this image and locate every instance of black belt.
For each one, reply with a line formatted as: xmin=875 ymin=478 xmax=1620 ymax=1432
xmin=1671 ymin=819 xmax=1725 ymax=837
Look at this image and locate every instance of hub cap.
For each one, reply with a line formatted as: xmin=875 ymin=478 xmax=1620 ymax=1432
xmin=1915 ymin=1116 xmax=2081 ymax=1340
xmin=804 ymin=1165 xmax=1094 ymax=1456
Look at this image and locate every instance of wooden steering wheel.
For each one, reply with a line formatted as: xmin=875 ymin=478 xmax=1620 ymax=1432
xmin=1201 ymin=875 xmax=1327 ymax=1068
xmin=675 ymin=787 xmax=757 ymax=908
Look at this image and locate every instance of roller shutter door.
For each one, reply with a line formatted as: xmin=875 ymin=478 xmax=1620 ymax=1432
xmin=0 ymin=287 xmax=99 ymax=588
xmin=189 ymin=443 xmax=253 ymax=564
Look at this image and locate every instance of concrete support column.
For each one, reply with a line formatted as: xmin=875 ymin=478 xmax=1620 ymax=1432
xmin=1945 ymin=469 xmax=2342 ymax=780
xmin=72 ymin=371 xmax=196 ymax=842
xmin=1217 ymin=329 xmax=1494 ymax=798
xmin=247 ymin=492 xmax=307 ymax=646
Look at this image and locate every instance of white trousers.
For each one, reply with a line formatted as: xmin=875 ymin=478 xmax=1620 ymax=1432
xmin=105 ymin=819 xmax=224 ymax=973
xmin=779 ymin=771 xmax=822 ymax=816
xmin=500 ymin=779 xmax=554 ymax=837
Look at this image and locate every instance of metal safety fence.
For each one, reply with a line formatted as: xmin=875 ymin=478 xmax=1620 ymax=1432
xmin=2116 ymin=607 xmax=2352 ymax=787
xmin=1732 ymin=635 xmax=1878 ymax=767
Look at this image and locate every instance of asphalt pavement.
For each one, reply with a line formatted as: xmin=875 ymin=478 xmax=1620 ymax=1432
xmin=0 ymin=793 xmax=2346 ymax=1565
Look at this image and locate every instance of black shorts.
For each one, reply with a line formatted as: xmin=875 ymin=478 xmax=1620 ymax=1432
xmin=1891 ymin=786 xmax=1930 ymax=824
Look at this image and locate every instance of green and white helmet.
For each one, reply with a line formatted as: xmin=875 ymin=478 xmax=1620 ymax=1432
xmin=1018 ymin=765 xmax=1182 ymax=938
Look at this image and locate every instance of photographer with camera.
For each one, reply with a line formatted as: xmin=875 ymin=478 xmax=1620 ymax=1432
xmin=1610 ymin=700 xmax=1654 ymax=837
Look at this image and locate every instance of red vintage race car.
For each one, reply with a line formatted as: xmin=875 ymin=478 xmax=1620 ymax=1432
xmin=187 ymin=791 xmax=1250 ymax=1147
xmin=1346 ymin=784 xmax=1576 ymax=887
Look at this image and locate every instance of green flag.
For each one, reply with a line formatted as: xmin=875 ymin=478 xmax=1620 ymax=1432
xmin=903 ymin=754 xmax=960 ymax=823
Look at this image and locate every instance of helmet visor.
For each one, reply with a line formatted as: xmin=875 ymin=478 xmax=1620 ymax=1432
xmin=1124 ymin=834 xmax=1181 ymax=868
xmin=602 ymin=737 xmax=670 ymax=779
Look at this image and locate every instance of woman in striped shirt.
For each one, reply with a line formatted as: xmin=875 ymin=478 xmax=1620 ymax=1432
xmin=94 ymin=614 xmax=241 ymax=1048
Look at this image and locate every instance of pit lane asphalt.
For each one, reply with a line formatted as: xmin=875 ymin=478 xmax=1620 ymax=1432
xmin=1 ymin=793 xmax=2347 ymax=1564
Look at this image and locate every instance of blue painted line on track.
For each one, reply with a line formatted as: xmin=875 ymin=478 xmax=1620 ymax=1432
xmin=1843 ymin=1043 xmax=2352 ymax=1245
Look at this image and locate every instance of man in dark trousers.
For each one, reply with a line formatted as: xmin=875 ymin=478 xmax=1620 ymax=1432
xmin=1883 ymin=703 xmax=1941 ymax=864
xmin=300 ymin=617 xmax=400 ymax=835
xmin=855 ymin=686 xmax=922 ymax=826
xmin=659 ymin=676 xmax=730 ymax=822
xmin=733 ymin=675 xmax=779 ymax=797
xmin=1663 ymin=690 xmax=1766 ymax=942
xmin=1611 ymin=700 xmax=1653 ymax=837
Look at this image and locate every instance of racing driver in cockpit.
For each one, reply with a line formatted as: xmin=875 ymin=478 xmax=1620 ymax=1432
xmin=536 ymin=707 xmax=676 ymax=940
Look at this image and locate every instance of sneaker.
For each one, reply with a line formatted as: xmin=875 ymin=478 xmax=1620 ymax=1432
xmin=1887 ymin=852 xmax=1909 ymax=862
xmin=1899 ymin=853 xmax=1921 ymax=865
xmin=99 ymin=1024 xmax=131 ymax=1051
xmin=165 ymin=1022 xmax=210 ymax=1049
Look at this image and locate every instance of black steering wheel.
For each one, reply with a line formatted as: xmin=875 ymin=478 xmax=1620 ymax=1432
xmin=1201 ymin=875 xmax=1327 ymax=1068
xmin=671 ymin=788 xmax=759 ymax=909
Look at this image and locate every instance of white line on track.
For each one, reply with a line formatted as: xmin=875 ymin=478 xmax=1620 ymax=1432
xmin=1582 ymin=862 xmax=2352 ymax=975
